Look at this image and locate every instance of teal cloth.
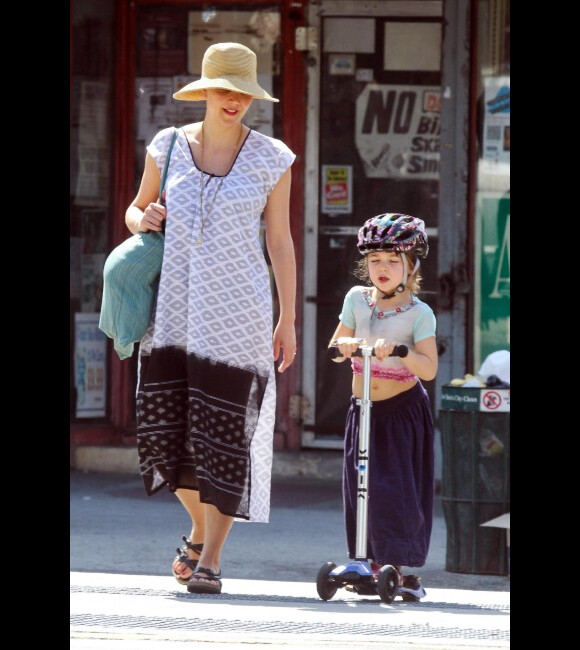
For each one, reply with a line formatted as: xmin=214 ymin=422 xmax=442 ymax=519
xmin=98 ymin=231 xmax=164 ymax=359
xmin=98 ymin=127 xmax=177 ymax=360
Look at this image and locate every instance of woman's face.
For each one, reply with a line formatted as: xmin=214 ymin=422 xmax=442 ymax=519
xmin=366 ymin=251 xmax=405 ymax=293
xmin=204 ymin=88 xmax=253 ymax=122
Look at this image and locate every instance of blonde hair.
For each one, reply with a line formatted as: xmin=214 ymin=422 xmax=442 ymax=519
xmin=354 ymin=252 xmax=423 ymax=294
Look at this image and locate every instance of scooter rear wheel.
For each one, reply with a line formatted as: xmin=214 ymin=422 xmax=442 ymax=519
xmin=316 ymin=561 xmax=338 ymax=601
xmin=377 ymin=565 xmax=399 ymax=604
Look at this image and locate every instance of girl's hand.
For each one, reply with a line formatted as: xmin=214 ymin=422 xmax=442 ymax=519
xmin=334 ymin=337 xmax=361 ymax=359
xmin=373 ymin=338 xmax=401 ymax=361
xmin=139 ymin=202 xmax=166 ymax=232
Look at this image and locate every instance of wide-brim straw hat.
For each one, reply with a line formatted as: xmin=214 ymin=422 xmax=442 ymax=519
xmin=173 ymin=42 xmax=279 ymax=103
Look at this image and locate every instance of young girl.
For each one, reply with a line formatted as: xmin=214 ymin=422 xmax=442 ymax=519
xmin=330 ymin=213 xmax=438 ymax=600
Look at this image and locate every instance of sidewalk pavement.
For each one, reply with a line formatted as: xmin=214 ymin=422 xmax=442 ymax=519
xmin=70 ymin=449 xmax=510 ymax=648
xmin=70 ymin=571 xmax=509 ymax=649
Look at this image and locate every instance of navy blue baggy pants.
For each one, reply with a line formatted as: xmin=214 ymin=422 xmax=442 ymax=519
xmin=343 ymin=382 xmax=435 ymax=567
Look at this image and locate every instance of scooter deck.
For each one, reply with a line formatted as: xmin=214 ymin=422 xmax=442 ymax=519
xmin=329 ymin=560 xmax=426 ymax=601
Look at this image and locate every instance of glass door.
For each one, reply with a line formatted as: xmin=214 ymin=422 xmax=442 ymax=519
xmin=303 ymin=5 xmax=443 ymax=446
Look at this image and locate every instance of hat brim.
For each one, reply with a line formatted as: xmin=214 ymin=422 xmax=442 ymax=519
xmin=173 ymin=76 xmax=279 ymax=102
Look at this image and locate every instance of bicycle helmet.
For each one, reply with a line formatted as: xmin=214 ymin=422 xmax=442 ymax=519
xmin=357 ymin=213 xmax=428 ymax=299
xmin=357 ymin=214 xmax=429 ymax=258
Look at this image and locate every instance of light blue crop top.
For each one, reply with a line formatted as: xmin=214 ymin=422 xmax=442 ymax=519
xmin=339 ymin=286 xmax=436 ymax=382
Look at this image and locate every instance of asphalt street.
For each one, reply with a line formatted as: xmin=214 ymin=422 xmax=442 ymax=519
xmin=70 ymin=470 xmax=510 ymax=648
xmin=70 ymin=469 xmax=509 ymax=590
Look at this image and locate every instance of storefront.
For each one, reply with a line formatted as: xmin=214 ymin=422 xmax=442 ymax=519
xmin=70 ymin=0 xmax=509 ymax=461
xmin=71 ymin=0 xmax=308 ymax=457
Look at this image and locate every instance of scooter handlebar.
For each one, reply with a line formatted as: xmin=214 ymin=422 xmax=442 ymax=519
xmin=329 ymin=342 xmax=408 ymax=359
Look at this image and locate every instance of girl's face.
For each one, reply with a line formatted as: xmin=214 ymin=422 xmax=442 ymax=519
xmin=203 ymin=88 xmax=253 ymax=122
xmin=367 ymin=251 xmax=405 ymax=293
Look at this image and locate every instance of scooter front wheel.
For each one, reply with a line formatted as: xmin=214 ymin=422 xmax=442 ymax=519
xmin=377 ymin=565 xmax=399 ymax=604
xmin=316 ymin=561 xmax=338 ymax=601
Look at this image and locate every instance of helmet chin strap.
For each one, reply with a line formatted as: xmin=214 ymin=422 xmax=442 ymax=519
xmin=377 ymin=284 xmax=405 ymax=300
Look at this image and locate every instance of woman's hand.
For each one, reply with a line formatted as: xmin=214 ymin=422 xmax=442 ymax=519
xmin=138 ymin=202 xmax=166 ymax=232
xmin=126 ymin=152 xmax=163 ymax=235
xmin=273 ymin=320 xmax=296 ymax=373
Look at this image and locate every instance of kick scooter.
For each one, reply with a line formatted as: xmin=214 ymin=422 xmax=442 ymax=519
xmin=316 ymin=340 xmax=425 ymax=604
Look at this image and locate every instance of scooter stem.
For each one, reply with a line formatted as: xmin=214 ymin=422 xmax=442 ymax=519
xmin=354 ymin=345 xmax=373 ymax=560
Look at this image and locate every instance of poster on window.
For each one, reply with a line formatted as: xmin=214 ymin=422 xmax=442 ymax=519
xmin=355 ymin=85 xmax=441 ymax=179
xmin=135 ymin=77 xmax=178 ymax=144
xmin=321 ymin=165 xmax=352 ymax=214
xmin=482 ymin=76 xmax=510 ymax=164
xmin=75 ymin=80 xmax=110 ymax=204
xmin=135 ymin=76 xmax=205 ymax=146
xmin=81 ymin=209 xmax=107 ymax=312
xmin=70 ymin=237 xmax=82 ymax=301
xmin=74 ymin=313 xmax=107 ymax=418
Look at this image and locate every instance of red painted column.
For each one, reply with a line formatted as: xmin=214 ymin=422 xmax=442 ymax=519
xmin=109 ymin=0 xmax=137 ymax=435
xmin=278 ymin=0 xmax=308 ymax=449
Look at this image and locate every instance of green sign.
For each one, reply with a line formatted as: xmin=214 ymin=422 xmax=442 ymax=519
xmin=476 ymin=196 xmax=510 ymax=367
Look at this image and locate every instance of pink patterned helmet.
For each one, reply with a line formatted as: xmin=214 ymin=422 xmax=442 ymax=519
xmin=357 ymin=213 xmax=429 ymax=257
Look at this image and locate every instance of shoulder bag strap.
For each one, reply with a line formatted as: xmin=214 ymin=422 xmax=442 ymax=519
xmin=159 ymin=127 xmax=178 ymax=204
xmin=159 ymin=127 xmax=178 ymax=234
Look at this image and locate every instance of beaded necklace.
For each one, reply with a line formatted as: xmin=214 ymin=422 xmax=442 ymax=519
xmin=195 ymin=122 xmax=243 ymax=247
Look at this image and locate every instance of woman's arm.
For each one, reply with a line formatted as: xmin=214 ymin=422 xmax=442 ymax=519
xmin=264 ymin=166 xmax=297 ymax=373
xmin=125 ymin=153 xmax=165 ymax=234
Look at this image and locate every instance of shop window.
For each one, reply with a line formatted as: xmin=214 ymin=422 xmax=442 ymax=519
xmin=70 ymin=0 xmax=115 ymax=419
xmin=473 ymin=0 xmax=510 ymax=367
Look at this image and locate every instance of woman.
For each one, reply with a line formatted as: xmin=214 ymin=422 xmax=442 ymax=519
xmin=125 ymin=42 xmax=297 ymax=594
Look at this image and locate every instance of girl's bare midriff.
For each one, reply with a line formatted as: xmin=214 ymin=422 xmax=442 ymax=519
xmin=352 ymin=375 xmax=418 ymax=401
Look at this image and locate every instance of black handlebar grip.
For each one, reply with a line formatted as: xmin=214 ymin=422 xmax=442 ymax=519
xmin=391 ymin=344 xmax=408 ymax=358
xmin=328 ymin=347 xmax=347 ymax=359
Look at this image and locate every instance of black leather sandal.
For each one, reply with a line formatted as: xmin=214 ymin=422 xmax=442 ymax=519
xmin=172 ymin=536 xmax=203 ymax=585
xmin=186 ymin=566 xmax=222 ymax=594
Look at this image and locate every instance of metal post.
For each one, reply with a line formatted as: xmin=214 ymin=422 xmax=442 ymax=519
xmin=355 ymin=345 xmax=373 ymax=560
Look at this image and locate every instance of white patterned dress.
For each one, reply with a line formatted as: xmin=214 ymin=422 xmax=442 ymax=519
xmin=136 ymin=126 xmax=295 ymax=523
